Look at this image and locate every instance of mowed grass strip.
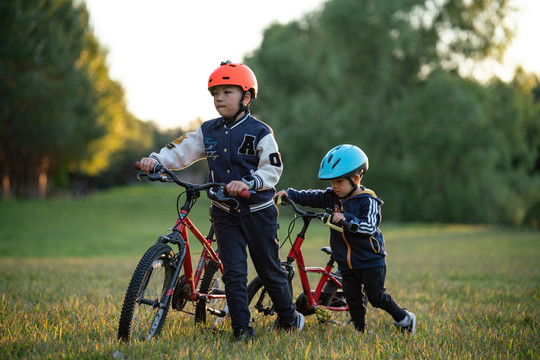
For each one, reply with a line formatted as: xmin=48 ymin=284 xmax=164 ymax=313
xmin=0 ymin=185 xmax=538 ymax=359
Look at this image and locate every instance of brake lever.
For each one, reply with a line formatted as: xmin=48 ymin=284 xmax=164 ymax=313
xmin=208 ymin=187 xmax=241 ymax=210
xmin=137 ymin=172 xmax=148 ymax=181
xmin=148 ymin=172 xmax=167 ymax=182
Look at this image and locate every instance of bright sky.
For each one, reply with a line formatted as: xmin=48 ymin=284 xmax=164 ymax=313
xmin=84 ymin=0 xmax=540 ymax=130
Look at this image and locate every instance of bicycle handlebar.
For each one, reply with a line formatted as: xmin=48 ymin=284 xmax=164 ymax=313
xmin=275 ymin=195 xmax=359 ymax=233
xmin=134 ymin=162 xmax=250 ymax=202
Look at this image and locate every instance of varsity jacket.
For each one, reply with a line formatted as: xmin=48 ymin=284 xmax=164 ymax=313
xmin=286 ymin=186 xmax=386 ymax=270
xmin=149 ymin=112 xmax=283 ymax=216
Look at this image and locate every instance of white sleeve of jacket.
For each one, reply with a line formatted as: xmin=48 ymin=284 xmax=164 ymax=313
xmin=250 ymin=133 xmax=283 ymax=189
xmin=355 ymin=197 xmax=380 ymax=235
xmin=149 ymin=127 xmax=206 ymax=170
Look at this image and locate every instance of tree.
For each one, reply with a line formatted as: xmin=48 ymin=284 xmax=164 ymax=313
xmin=0 ymin=0 xmax=155 ymax=198
xmin=0 ymin=0 xmax=103 ymax=198
xmin=246 ymin=0 xmax=537 ymax=225
xmin=487 ymin=69 xmax=540 ymax=226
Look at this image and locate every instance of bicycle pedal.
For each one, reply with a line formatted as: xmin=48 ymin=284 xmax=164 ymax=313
xmin=315 ymin=305 xmax=331 ymax=323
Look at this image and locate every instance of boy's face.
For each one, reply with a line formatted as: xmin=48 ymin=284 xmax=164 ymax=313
xmin=211 ymin=85 xmax=244 ymax=118
xmin=331 ymin=174 xmax=360 ymax=198
xmin=330 ymin=178 xmax=354 ymax=198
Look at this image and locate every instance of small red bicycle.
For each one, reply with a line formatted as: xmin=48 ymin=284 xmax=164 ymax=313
xmin=247 ymin=195 xmax=359 ymax=325
xmin=117 ymin=163 xmax=249 ymax=342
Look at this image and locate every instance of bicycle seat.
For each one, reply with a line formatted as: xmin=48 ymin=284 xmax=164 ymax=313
xmin=320 ymin=247 xmax=332 ymax=255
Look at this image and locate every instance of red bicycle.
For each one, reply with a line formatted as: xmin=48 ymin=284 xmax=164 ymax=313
xmin=247 ymin=195 xmax=359 ymax=325
xmin=118 ymin=163 xmax=249 ymax=342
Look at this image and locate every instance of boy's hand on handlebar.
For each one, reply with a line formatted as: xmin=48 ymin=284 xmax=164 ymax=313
xmin=274 ymin=191 xmax=289 ymax=205
xmin=277 ymin=190 xmax=288 ymax=197
xmin=332 ymin=212 xmax=346 ymax=223
xmin=225 ymin=180 xmax=250 ymax=197
xmin=139 ymin=157 xmax=157 ymax=173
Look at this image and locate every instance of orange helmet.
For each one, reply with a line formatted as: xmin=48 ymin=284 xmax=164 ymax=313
xmin=208 ymin=61 xmax=258 ymax=99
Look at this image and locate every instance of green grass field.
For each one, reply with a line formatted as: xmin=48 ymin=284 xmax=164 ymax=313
xmin=0 ymin=184 xmax=538 ymax=359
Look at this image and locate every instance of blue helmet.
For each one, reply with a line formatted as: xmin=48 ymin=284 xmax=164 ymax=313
xmin=318 ymin=144 xmax=369 ymax=180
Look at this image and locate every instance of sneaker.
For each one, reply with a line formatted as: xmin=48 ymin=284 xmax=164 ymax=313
xmin=274 ymin=311 xmax=305 ymax=332
xmin=394 ymin=310 xmax=416 ymax=336
xmin=234 ymin=327 xmax=254 ymax=344
xmin=292 ymin=312 xmax=305 ymax=331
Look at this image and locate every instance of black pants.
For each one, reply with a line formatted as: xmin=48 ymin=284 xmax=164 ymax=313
xmin=341 ymin=266 xmax=406 ymax=332
xmin=211 ymin=205 xmax=295 ymax=332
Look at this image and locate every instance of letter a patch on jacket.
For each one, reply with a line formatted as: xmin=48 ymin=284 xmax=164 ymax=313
xmin=238 ymin=135 xmax=256 ymax=156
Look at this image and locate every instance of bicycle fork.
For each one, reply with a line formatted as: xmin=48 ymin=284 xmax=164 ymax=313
xmin=146 ymin=232 xmax=187 ymax=339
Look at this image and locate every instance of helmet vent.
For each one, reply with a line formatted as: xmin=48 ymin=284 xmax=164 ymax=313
xmin=222 ymin=76 xmax=230 ymax=79
xmin=332 ymin=158 xmax=341 ymax=169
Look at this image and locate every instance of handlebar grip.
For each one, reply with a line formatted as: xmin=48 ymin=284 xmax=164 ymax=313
xmin=239 ymin=189 xmax=251 ymax=198
xmin=322 ymin=213 xmax=359 ymax=233
xmin=274 ymin=195 xmax=290 ymax=206
xmin=322 ymin=213 xmax=344 ymax=232
xmin=134 ymin=161 xmax=162 ymax=174
xmin=338 ymin=220 xmax=359 ymax=233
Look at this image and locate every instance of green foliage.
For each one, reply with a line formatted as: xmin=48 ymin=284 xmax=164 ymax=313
xmin=0 ymin=0 xmax=158 ymax=197
xmin=385 ymin=72 xmax=497 ymax=222
xmin=2 ymin=0 xmax=538 ymax=228
xmin=246 ymin=0 xmax=539 ymax=226
xmin=0 ymin=0 xmax=104 ymax=196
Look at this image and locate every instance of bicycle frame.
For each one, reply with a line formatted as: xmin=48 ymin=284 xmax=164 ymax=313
xmin=118 ymin=163 xmax=252 ymax=342
xmin=170 ymin=210 xmax=224 ymax=303
xmin=285 ymin=214 xmax=348 ymax=313
xmin=137 ymin=163 xmax=247 ymax=306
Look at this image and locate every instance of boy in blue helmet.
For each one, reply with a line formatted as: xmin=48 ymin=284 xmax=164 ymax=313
xmin=277 ymin=144 xmax=416 ymax=335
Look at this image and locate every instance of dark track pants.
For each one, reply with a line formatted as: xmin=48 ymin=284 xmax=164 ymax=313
xmin=211 ymin=205 xmax=295 ymax=331
xmin=341 ymin=266 xmax=406 ymax=332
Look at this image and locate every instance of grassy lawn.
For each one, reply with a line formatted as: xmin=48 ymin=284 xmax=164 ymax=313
xmin=0 ymin=184 xmax=538 ymax=359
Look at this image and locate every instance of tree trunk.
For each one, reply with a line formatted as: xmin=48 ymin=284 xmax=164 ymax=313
xmin=2 ymin=175 xmax=10 ymax=201
xmin=38 ymin=156 xmax=50 ymax=199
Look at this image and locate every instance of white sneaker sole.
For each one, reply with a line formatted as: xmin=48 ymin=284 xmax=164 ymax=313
xmin=296 ymin=313 xmax=305 ymax=331
xmin=407 ymin=311 xmax=416 ymax=336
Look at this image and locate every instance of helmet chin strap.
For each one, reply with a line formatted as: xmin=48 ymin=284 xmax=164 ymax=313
xmin=342 ymin=172 xmax=364 ymax=199
xmin=342 ymin=177 xmax=358 ymax=199
xmin=224 ymin=92 xmax=249 ymax=125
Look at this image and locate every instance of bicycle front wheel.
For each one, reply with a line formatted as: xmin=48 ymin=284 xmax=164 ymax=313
xmin=118 ymin=243 xmax=175 ymax=342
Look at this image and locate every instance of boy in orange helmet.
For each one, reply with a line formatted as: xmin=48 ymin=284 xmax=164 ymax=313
xmin=139 ymin=61 xmax=303 ymax=342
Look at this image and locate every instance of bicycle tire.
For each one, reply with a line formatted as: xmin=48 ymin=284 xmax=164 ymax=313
xmin=247 ymin=276 xmax=276 ymax=326
xmin=194 ymin=260 xmax=227 ymax=325
xmin=118 ymin=243 xmax=175 ymax=342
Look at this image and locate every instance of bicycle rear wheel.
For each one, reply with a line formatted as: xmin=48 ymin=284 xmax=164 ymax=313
xmin=195 ymin=260 xmax=228 ymax=326
xmin=118 ymin=243 xmax=175 ymax=342
xmin=247 ymin=276 xmax=276 ymax=326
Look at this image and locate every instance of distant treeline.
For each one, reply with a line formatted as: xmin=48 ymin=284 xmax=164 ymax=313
xmin=245 ymin=0 xmax=540 ymax=227
xmin=1 ymin=0 xmax=539 ymax=227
